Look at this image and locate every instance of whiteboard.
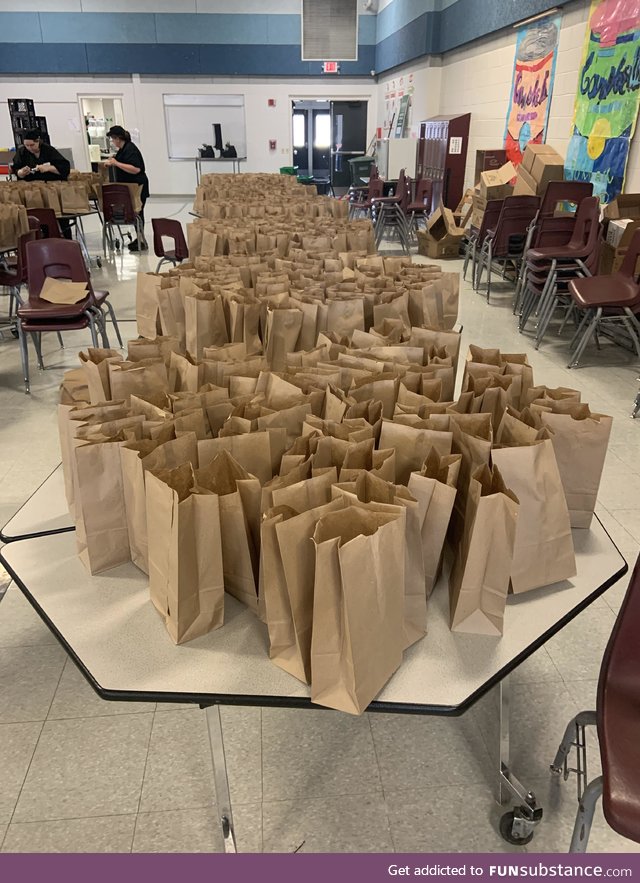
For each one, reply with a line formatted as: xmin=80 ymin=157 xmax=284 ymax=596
xmin=163 ymin=94 xmax=246 ymax=160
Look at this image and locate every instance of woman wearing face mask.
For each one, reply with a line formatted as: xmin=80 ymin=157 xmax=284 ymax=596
xmin=11 ymin=129 xmax=73 ymax=237
xmin=104 ymin=125 xmax=149 ymax=252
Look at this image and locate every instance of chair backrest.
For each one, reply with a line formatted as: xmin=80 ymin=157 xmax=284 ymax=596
xmin=566 ymin=195 xmax=601 ymax=255
xmin=413 ymin=178 xmax=433 ymax=209
xmin=152 ymin=218 xmax=189 ymax=261
xmin=617 ymin=227 xmax=640 ymax=279
xmin=15 ymin=229 xmax=40 ymax=284
xmin=26 ymin=238 xmax=93 ymax=301
xmin=540 ymin=180 xmax=594 ymax=218
xmin=367 ymin=178 xmax=385 ymax=200
xmin=26 ymin=207 xmax=63 ymax=239
xmin=492 ymin=195 xmax=541 ymax=255
xmin=477 ymin=199 xmax=504 ymax=243
xmin=398 ymin=173 xmax=412 ymax=213
xmin=369 ymin=163 xmax=379 ymax=181
xmin=597 ymin=552 xmax=640 ymax=843
xmin=395 ymin=168 xmax=406 ymax=199
xmin=27 ymin=215 xmax=40 ymax=231
xmin=101 ymin=183 xmax=137 ymax=224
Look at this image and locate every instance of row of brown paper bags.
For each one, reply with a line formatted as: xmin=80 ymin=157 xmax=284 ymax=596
xmin=194 ymin=197 xmax=348 ymax=221
xmin=72 ymin=343 xmax=461 ymax=436
xmin=68 ymin=338 xmax=612 ymax=531
xmin=186 ymin=217 xmax=376 ymax=258
xmin=62 ymin=400 xmax=576 ymax=715
xmin=59 ymin=361 xmax=608 ymax=617
xmin=0 ymin=180 xmax=90 ymax=214
xmin=0 ymin=203 xmax=28 ymax=251
xmin=136 ymin=270 xmax=460 ymax=355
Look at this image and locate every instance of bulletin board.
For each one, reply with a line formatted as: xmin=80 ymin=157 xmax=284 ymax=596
xmin=163 ymin=94 xmax=246 ymax=160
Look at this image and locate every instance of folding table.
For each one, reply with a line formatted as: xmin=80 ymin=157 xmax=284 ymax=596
xmin=0 ymin=464 xmax=73 ymax=543
xmin=195 ymin=157 xmax=246 ymax=185
xmin=0 ymin=497 xmax=627 ymax=852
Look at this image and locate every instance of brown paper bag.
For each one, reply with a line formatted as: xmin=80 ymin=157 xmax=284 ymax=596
xmin=79 ymin=348 xmax=123 ymax=404
xmin=196 ymin=451 xmax=261 ymax=613
xmin=408 ymin=450 xmax=461 ymax=596
xmin=379 ymin=419 xmax=453 ymax=485
xmin=310 ymin=505 xmax=406 ymax=714
xmin=146 ymin=463 xmax=225 ymax=644
xmin=540 ymin=410 xmax=613 ymax=529
xmin=492 ymin=439 xmax=576 ymax=593
xmin=75 ymin=436 xmax=131 ymax=574
xmin=449 ymin=465 xmax=519 ymax=635
xmin=108 ymin=359 xmax=169 ymax=403
xmin=136 ymin=273 xmax=163 ymax=339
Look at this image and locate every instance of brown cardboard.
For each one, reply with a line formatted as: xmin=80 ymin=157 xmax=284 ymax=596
xmin=521 ymin=143 xmax=559 ymax=174
xmin=603 ymin=194 xmax=640 ymax=221
xmin=513 ymin=166 xmax=538 ymax=197
xmin=454 ymin=188 xmax=474 ymax=216
xmin=474 ymin=149 xmax=508 ymax=185
xmin=479 ymin=162 xmax=516 ymax=200
xmin=530 ymin=153 xmax=564 ymax=190
xmin=599 ymin=219 xmax=640 ymax=275
xmin=417 ymin=230 xmax=463 ymax=259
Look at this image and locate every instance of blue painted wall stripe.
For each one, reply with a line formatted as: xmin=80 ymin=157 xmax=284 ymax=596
xmin=0 ymin=43 xmax=376 ymax=77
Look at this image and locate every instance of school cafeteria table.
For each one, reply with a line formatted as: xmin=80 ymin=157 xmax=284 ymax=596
xmin=0 ymin=492 xmax=627 ymax=853
xmin=0 ymin=464 xmax=73 ymax=543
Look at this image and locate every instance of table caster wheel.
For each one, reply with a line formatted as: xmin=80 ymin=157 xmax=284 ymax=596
xmin=115 ymin=240 xmax=121 ymax=251
xmin=500 ymin=810 xmax=534 ymax=846
xmin=96 ymin=257 xmax=102 ymax=269
xmin=11 ymin=326 xmax=19 ymax=339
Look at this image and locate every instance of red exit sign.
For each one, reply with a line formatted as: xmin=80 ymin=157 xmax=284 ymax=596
xmin=323 ymin=61 xmax=339 ymax=73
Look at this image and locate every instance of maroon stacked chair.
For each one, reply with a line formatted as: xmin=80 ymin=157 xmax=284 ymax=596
xmin=566 ymin=227 xmax=640 ymax=368
xmin=519 ymin=195 xmax=601 ymax=346
xmin=0 ymin=229 xmax=40 ymax=320
xmin=474 ymin=195 xmax=540 ymax=301
xmin=552 ymin=553 xmax=640 ymax=852
xmin=350 ymin=177 xmax=384 ymax=220
xmin=101 ymin=183 xmax=144 ymax=254
xmin=513 ymin=181 xmax=594 ymax=313
xmin=406 ymin=178 xmax=433 ymax=235
xmin=152 ymin=218 xmax=189 ymax=272
xmin=463 ymin=198 xmax=503 ymax=283
xmin=26 ymin=207 xmax=63 ymax=240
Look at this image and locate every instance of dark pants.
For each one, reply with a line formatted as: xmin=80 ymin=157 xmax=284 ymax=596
xmin=59 ymin=218 xmax=73 ymax=240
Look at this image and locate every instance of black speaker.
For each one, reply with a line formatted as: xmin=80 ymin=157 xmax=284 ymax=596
xmin=212 ymin=123 xmax=223 ymax=152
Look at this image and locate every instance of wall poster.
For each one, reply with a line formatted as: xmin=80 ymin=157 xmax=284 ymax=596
xmin=565 ymin=0 xmax=640 ymax=203
xmin=504 ymin=14 xmax=562 ymax=164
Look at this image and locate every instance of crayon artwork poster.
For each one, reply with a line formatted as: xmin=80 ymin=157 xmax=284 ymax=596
xmin=504 ymin=15 xmax=561 ymax=164
xmin=565 ymin=0 xmax=640 ymax=203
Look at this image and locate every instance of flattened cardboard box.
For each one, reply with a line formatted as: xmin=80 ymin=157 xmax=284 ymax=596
xmin=419 ymin=204 xmax=466 ymax=258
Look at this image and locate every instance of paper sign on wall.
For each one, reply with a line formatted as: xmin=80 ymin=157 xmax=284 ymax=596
xmin=449 ymin=137 xmax=462 ymax=154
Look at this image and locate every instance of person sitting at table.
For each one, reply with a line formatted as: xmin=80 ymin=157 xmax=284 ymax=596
xmin=11 ymin=129 xmax=73 ymax=238
xmin=104 ymin=125 xmax=149 ymax=252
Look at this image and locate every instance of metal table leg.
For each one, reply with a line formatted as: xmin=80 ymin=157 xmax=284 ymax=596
xmin=490 ymin=677 xmax=544 ymax=845
xmin=203 ymin=703 xmax=237 ymax=854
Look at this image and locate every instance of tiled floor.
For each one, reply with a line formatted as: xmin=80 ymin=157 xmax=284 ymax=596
xmin=0 ymin=199 xmax=638 ymax=853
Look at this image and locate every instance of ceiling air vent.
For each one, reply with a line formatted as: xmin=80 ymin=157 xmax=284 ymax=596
xmin=302 ymin=0 xmax=358 ymax=62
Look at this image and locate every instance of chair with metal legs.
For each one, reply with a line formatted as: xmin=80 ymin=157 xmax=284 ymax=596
xmin=475 ymin=195 xmax=540 ymax=302
xmin=551 ymin=552 xmax=640 ymax=852
xmin=152 ymin=218 xmax=189 ymax=273
xmin=16 ymin=239 xmax=109 ymax=393
xmin=463 ymin=199 xmax=503 ymax=284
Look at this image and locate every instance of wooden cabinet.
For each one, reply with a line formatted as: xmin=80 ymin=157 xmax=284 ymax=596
xmin=415 ymin=113 xmax=471 ymax=210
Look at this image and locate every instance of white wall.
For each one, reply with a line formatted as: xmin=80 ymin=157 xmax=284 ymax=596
xmin=0 ymin=75 xmax=377 ymax=194
xmin=374 ymin=0 xmax=640 ymax=195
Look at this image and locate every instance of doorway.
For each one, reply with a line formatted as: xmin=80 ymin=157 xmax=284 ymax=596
xmin=80 ymin=97 xmax=125 ymax=168
xmin=292 ymin=100 xmax=331 ymax=179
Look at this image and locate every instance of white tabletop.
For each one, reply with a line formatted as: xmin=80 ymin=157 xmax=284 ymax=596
xmin=0 ymin=465 xmax=73 ymax=542
xmin=0 ymin=520 xmax=626 ymax=713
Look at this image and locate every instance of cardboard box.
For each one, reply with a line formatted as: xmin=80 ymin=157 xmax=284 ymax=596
xmin=600 ymin=194 xmax=640 ymax=274
xmin=418 ymin=203 xmax=466 ymax=258
xmin=599 ymin=219 xmax=640 ymax=275
xmin=513 ymin=166 xmax=538 ymax=197
xmin=479 ymin=162 xmax=516 ymax=200
xmin=474 ymin=149 xmax=508 ymax=185
xmin=521 ymin=143 xmax=559 ymax=175
xmin=603 ymin=194 xmax=640 ymax=222
xmin=606 ymin=218 xmax=633 ymax=248
xmin=530 ymin=152 xmax=564 ymax=190
xmin=454 ymin=187 xmax=474 ymax=221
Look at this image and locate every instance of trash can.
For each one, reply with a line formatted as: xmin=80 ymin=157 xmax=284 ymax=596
xmin=279 ymin=166 xmax=298 ymax=176
xmin=296 ymin=175 xmax=314 ymax=185
xmin=347 ymin=156 xmax=375 ymax=186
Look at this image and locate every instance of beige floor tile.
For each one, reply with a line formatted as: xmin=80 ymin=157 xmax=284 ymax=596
xmin=48 ymin=657 xmax=156 ymax=720
xmin=262 ymin=793 xmax=393 ymax=853
xmin=0 ymin=644 xmax=67 ymax=723
xmin=0 ymin=721 xmax=43 ymax=825
xmin=13 ymin=713 xmax=153 ymax=822
xmin=1 ymin=814 xmax=136 ymax=853
xmin=132 ymin=804 xmax=262 ymax=853
xmin=0 ymin=585 xmax=60 ymax=649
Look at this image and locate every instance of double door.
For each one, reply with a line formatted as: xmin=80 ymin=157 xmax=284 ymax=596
xmin=292 ymin=100 xmax=368 ymax=188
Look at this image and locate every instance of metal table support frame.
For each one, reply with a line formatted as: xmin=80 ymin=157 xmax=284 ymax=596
xmin=195 ymin=157 xmax=246 ymax=185
xmin=201 ymin=677 xmax=544 ymax=854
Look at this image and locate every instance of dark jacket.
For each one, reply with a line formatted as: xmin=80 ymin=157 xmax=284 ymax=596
xmin=113 ymin=141 xmax=149 ymax=202
xmin=11 ymin=143 xmax=71 ymax=181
